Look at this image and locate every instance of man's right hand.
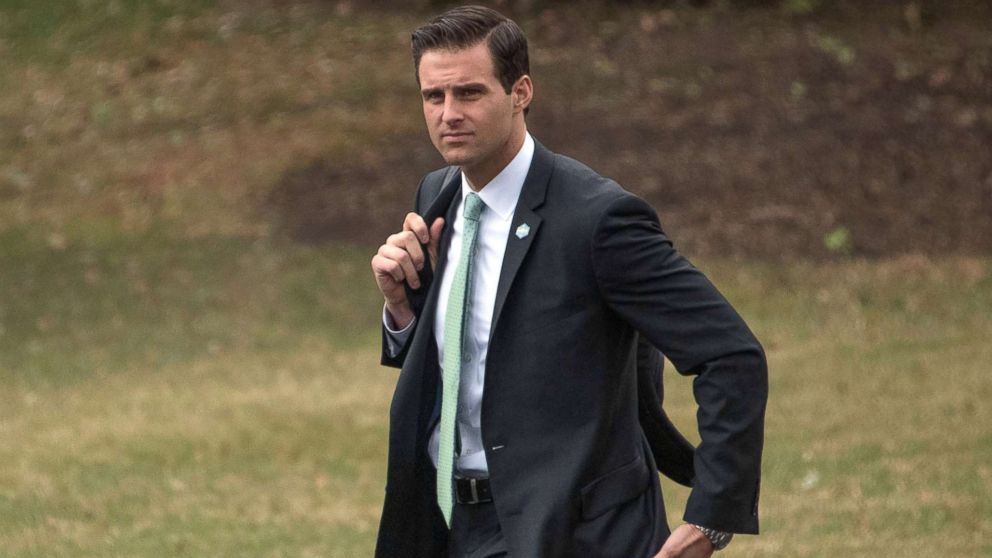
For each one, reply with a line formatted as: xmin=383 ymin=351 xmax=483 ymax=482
xmin=371 ymin=212 xmax=444 ymax=329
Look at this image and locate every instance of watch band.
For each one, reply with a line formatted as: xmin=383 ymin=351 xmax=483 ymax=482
xmin=691 ymin=524 xmax=734 ymax=551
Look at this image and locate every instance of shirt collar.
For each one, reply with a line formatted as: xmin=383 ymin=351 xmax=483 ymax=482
xmin=460 ymin=132 xmax=534 ymax=221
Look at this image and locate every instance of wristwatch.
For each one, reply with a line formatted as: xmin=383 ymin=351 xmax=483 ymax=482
xmin=691 ymin=524 xmax=734 ymax=551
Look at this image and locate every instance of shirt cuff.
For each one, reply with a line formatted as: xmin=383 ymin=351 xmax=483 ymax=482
xmin=383 ymin=305 xmax=416 ymax=358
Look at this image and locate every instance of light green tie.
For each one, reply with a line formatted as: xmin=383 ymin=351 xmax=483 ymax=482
xmin=437 ymin=192 xmax=485 ymax=526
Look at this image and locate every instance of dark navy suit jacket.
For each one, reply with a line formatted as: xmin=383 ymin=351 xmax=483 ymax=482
xmin=376 ymin=141 xmax=768 ymax=558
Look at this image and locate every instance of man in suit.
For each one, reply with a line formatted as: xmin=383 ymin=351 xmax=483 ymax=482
xmin=370 ymin=6 xmax=767 ymax=557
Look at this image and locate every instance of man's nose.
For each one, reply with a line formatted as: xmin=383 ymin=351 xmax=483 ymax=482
xmin=441 ymin=97 xmax=463 ymax=124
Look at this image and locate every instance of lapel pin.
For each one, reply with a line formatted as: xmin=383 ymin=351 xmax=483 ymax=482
xmin=515 ymin=223 xmax=531 ymax=239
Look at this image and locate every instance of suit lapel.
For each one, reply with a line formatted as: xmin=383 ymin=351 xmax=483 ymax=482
xmin=490 ymin=142 xmax=554 ymax=340
xmin=432 ymin=171 xmax=462 ymax=291
xmin=405 ymin=171 xmax=463 ymax=447
xmin=409 ymin=169 xmax=461 ymax=316
xmin=411 ymin=170 xmax=463 ymax=358
xmin=422 ymin=168 xmax=461 ymax=228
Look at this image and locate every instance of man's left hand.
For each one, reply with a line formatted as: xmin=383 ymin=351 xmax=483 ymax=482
xmin=653 ymin=524 xmax=714 ymax=558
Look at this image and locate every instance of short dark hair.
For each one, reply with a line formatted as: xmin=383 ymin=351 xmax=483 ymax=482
xmin=411 ymin=5 xmax=530 ymax=95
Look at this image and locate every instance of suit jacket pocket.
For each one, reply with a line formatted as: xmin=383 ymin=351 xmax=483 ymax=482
xmin=580 ymin=452 xmax=651 ymax=520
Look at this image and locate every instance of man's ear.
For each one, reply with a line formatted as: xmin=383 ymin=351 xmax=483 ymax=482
xmin=512 ymin=75 xmax=533 ymax=111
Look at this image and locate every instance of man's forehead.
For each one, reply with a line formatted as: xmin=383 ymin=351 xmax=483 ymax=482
xmin=418 ymin=44 xmax=498 ymax=83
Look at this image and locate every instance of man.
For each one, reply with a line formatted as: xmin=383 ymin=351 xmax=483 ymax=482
xmin=370 ymin=6 xmax=767 ymax=557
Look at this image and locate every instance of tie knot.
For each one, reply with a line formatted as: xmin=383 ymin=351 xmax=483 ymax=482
xmin=463 ymin=193 xmax=485 ymax=222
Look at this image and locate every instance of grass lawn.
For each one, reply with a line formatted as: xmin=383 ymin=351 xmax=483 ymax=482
xmin=1 ymin=227 xmax=989 ymax=557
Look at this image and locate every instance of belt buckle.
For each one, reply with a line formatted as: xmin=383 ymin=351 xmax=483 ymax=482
xmin=468 ymin=477 xmax=480 ymax=504
xmin=456 ymin=476 xmax=486 ymax=505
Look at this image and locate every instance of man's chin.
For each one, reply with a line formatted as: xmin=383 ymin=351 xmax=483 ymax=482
xmin=438 ymin=148 xmax=473 ymax=167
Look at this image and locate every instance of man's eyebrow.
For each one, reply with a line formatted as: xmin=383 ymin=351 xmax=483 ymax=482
xmin=453 ymin=82 xmax=489 ymax=91
xmin=420 ymin=82 xmax=490 ymax=95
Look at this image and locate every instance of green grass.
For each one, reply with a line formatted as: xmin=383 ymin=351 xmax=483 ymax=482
xmin=0 ymin=0 xmax=216 ymax=66
xmin=0 ymin=224 xmax=381 ymax=385
xmin=1 ymin=225 xmax=990 ymax=556
xmin=659 ymin=257 xmax=992 ymax=557
xmin=0 ymin=225 xmax=390 ymax=557
xmin=0 ymin=2 xmax=423 ymax=238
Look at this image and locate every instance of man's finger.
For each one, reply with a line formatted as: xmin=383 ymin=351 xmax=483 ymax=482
xmin=403 ymin=212 xmax=430 ymax=244
xmin=387 ymin=231 xmax=426 ymax=271
xmin=378 ymin=244 xmax=420 ymax=289
xmin=371 ymin=253 xmax=404 ymax=285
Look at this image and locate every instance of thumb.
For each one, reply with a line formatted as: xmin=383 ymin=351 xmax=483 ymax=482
xmin=428 ymin=217 xmax=444 ymax=267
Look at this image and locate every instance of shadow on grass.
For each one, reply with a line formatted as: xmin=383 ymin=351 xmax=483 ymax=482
xmin=0 ymin=223 xmax=383 ymax=386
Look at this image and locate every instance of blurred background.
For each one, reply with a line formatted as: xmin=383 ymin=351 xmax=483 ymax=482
xmin=0 ymin=0 xmax=989 ymax=556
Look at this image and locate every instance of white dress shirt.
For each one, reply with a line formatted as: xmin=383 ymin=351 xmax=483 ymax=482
xmin=384 ymin=133 xmax=534 ymax=476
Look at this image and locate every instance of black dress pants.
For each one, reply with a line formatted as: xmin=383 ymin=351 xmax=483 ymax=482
xmin=448 ymin=501 xmax=509 ymax=558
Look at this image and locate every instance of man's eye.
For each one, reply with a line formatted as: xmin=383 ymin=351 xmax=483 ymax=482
xmin=461 ymin=89 xmax=482 ymax=98
xmin=425 ymin=92 xmax=443 ymax=103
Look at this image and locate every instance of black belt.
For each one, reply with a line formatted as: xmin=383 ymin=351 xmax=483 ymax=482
xmin=454 ymin=476 xmax=493 ymax=505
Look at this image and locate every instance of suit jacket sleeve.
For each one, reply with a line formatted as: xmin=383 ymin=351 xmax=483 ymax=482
xmin=591 ymin=192 xmax=768 ymax=534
